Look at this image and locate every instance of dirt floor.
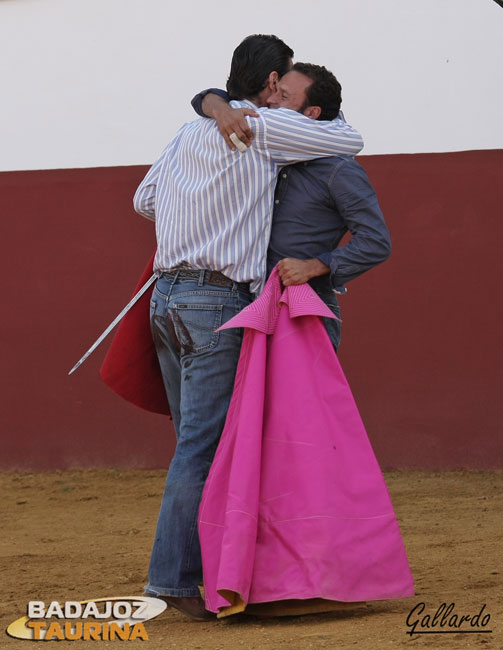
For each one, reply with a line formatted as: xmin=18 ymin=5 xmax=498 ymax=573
xmin=1 ymin=469 xmax=501 ymax=650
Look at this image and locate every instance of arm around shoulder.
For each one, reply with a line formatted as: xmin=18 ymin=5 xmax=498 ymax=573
xmin=261 ymin=109 xmax=364 ymax=164
xmin=191 ymin=88 xmax=258 ymax=150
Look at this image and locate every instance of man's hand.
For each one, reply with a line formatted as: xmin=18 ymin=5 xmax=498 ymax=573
xmin=201 ymin=94 xmax=258 ymax=151
xmin=277 ymin=258 xmax=330 ymax=286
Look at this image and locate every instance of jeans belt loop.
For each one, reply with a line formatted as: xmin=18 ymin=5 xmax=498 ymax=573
xmin=165 ymin=269 xmax=180 ymax=301
xmin=198 ymin=271 xmax=205 ymax=287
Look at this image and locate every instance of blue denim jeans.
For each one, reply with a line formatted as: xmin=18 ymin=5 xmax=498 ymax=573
xmin=145 ymin=272 xmax=252 ymax=597
xmin=311 ymin=284 xmax=342 ymax=351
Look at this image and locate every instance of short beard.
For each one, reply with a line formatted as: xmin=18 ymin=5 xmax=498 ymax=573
xmin=297 ymin=99 xmax=310 ymax=115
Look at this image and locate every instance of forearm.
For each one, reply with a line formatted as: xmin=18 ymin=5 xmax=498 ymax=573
xmin=201 ymin=93 xmax=230 ymax=119
xmin=265 ymin=110 xmax=364 ymax=164
xmin=318 ymin=230 xmax=391 ymax=288
xmin=191 ymin=88 xmax=230 ymax=117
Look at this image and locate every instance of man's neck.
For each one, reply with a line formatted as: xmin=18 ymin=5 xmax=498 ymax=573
xmin=242 ymin=88 xmax=269 ymax=108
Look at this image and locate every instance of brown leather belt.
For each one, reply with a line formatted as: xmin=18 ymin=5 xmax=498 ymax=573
xmin=161 ymin=269 xmax=250 ymax=292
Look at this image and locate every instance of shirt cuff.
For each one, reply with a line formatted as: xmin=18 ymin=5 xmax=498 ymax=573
xmin=316 ymin=253 xmax=347 ymax=294
xmin=316 ymin=252 xmax=332 ymax=267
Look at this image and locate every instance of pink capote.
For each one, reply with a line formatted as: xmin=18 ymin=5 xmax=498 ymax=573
xmin=198 ymin=268 xmax=414 ymax=616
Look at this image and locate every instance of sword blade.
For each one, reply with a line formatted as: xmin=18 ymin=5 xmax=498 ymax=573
xmin=68 ymin=273 xmax=157 ymax=375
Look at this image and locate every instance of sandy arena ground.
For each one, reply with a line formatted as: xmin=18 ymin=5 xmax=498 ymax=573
xmin=1 ymin=469 xmax=501 ymax=649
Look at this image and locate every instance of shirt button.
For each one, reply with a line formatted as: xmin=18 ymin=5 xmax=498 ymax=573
xmin=274 ymin=199 xmax=280 ymax=204
xmin=282 ymin=173 xmax=287 ymax=178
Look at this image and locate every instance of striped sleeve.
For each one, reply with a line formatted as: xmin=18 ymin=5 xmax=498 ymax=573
xmin=133 ymin=152 xmax=165 ymax=221
xmin=258 ymin=108 xmax=364 ymax=164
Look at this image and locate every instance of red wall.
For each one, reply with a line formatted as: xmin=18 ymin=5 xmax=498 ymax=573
xmin=1 ymin=150 xmax=502 ymax=470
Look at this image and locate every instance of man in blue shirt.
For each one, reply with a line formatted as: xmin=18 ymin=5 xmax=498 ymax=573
xmin=193 ymin=62 xmax=391 ymax=349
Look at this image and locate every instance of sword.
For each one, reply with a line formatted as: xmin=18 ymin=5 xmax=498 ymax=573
xmin=68 ymin=273 xmax=157 ymax=375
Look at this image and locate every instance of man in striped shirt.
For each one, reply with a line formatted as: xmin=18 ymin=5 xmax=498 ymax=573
xmin=133 ymin=34 xmax=363 ymax=620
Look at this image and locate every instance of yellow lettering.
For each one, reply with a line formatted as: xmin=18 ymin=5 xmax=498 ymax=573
xmin=109 ymin=622 xmax=130 ymax=640
xmin=129 ymin=622 xmax=149 ymax=640
xmin=64 ymin=622 xmax=83 ymax=640
xmin=45 ymin=622 xmax=64 ymax=641
xmin=27 ymin=620 xmax=46 ymax=640
xmin=83 ymin=622 xmax=102 ymax=640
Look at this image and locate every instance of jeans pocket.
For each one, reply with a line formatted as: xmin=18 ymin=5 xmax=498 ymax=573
xmin=169 ymin=303 xmax=223 ymax=354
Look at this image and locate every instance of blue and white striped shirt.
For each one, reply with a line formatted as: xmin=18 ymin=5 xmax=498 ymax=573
xmin=134 ymin=100 xmax=363 ymax=294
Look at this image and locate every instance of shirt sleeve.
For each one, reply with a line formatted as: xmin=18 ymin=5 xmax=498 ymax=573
xmin=258 ymin=108 xmax=364 ymax=163
xmin=133 ymin=154 xmax=165 ymax=221
xmin=191 ymin=88 xmax=230 ymax=117
xmin=319 ymin=159 xmax=392 ymax=289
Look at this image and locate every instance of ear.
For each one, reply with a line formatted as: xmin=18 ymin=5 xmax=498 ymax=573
xmin=267 ymin=71 xmax=279 ymax=90
xmin=303 ymin=105 xmax=322 ymax=120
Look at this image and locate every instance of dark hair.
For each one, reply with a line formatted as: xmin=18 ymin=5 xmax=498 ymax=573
xmin=226 ymin=34 xmax=294 ymax=100
xmin=292 ymin=62 xmax=342 ymax=120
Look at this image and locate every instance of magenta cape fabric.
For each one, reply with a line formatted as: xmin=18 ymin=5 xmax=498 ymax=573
xmin=198 ymin=269 xmax=414 ymax=614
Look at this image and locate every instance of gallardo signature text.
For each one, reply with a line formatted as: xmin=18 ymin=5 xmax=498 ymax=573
xmin=406 ymin=602 xmax=491 ymax=636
